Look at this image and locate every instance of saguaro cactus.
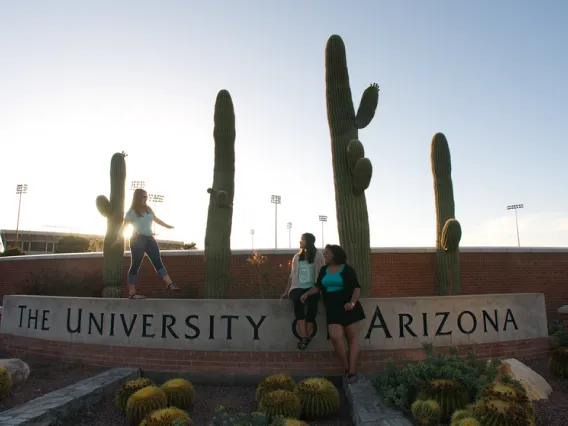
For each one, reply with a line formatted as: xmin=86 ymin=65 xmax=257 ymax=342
xmin=431 ymin=133 xmax=462 ymax=295
xmin=325 ymin=34 xmax=380 ymax=297
xmin=204 ymin=90 xmax=236 ymax=298
xmin=95 ymin=152 xmax=127 ymax=298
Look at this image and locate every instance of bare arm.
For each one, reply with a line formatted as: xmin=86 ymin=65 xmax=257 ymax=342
xmin=350 ymin=288 xmax=361 ymax=305
xmin=112 ymin=219 xmax=132 ymax=245
xmin=153 ymin=216 xmax=174 ymax=229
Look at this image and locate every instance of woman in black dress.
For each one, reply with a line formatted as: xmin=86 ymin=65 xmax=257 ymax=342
xmin=300 ymin=244 xmax=366 ymax=383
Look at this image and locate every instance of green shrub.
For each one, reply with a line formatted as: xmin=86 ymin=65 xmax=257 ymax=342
xmin=209 ymin=405 xmax=269 ymax=425
xmin=21 ymin=268 xmax=103 ymax=297
xmin=0 ymin=246 xmax=24 ymax=257
xmin=373 ymin=344 xmax=501 ymax=414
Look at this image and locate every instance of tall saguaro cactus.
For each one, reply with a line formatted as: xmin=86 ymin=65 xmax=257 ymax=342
xmin=325 ymin=34 xmax=380 ymax=297
xmin=431 ymin=133 xmax=462 ymax=295
xmin=96 ymin=152 xmax=127 ymax=298
xmin=204 ymin=90 xmax=236 ymax=298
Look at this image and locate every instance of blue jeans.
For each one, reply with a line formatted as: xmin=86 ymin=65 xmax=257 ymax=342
xmin=128 ymin=234 xmax=168 ymax=285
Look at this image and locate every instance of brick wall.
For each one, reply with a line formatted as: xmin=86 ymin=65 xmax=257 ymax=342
xmin=0 ymin=334 xmax=551 ymax=374
xmin=1 ymin=247 xmax=567 ymax=323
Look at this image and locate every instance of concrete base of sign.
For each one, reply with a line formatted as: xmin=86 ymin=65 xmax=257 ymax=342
xmin=0 ymin=293 xmax=548 ymax=352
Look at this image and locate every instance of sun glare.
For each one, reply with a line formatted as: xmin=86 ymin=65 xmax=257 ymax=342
xmin=123 ymin=226 xmax=132 ymax=239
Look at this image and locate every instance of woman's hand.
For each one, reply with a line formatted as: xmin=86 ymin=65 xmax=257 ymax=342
xmin=111 ymin=239 xmax=122 ymax=248
xmin=344 ymin=302 xmax=355 ymax=311
xmin=166 ymin=225 xmax=174 ymax=229
xmin=300 ymin=293 xmax=308 ymax=303
xmin=280 ymin=292 xmax=288 ymax=300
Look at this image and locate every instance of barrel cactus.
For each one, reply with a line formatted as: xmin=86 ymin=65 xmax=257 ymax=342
xmin=416 ymin=379 xmax=469 ymax=422
xmin=325 ymin=34 xmax=380 ymax=297
xmin=160 ymin=378 xmax=195 ymax=409
xmin=0 ymin=367 xmax=12 ymax=399
xmin=258 ymin=390 xmax=302 ymax=423
xmin=294 ymin=377 xmax=340 ymax=420
xmin=451 ymin=409 xmax=474 ymax=424
xmin=471 ymin=397 xmax=532 ymax=426
xmin=125 ymin=386 xmax=168 ymax=426
xmin=431 ymin=133 xmax=462 ymax=295
xmin=452 ymin=418 xmax=481 ymax=426
xmin=96 ymin=152 xmax=127 ymax=298
xmin=115 ymin=377 xmax=154 ymax=411
xmin=139 ymin=407 xmax=193 ymax=425
xmin=204 ymin=90 xmax=236 ymax=298
xmin=411 ymin=399 xmax=442 ymax=425
xmin=256 ymin=374 xmax=296 ymax=401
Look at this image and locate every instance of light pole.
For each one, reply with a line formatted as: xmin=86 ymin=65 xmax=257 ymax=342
xmin=250 ymin=229 xmax=255 ymax=250
xmin=131 ymin=180 xmax=146 ymax=190
xmin=319 ymin=215 xmax=328 ymax=248
xmin=271 ymin=195 xmax=281 ymax=249
xmin=507 ymin=204 xmax=524 ymax=247
xmin=15 ymin=184 xmax=28 ymax=244
xmin=287 ymin=222 xmax=292 ymax=248
xmin=148 ymin=194 xmax=164 ymax=235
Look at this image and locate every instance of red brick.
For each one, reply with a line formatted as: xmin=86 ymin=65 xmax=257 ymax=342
xmin=1 ymin=250 xmax=567 ymax=323
xmin=0 ymin=334 xmax=552 ymax=374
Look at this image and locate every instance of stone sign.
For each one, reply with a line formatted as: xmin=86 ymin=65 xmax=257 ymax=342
xmin=0 ymin=294 xmax=547 ymax=352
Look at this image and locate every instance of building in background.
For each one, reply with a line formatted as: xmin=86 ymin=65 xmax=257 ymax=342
xmin=0 ymin=229 xmax=186 ymax=254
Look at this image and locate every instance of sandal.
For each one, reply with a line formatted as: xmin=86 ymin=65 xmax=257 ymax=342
xmin=345 ymin=371 xmax=358 ymax=384
xmin=128 ymin=292 xmax=146 ymax=299
xmin=166 ymin=283 xmax=180 ymax=291
xmin=297 ymin=337 xmax=311 ymax=350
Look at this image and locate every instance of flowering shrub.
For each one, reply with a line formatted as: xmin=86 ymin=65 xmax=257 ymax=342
xmin=245 ymin=251 xmax=292 ymax=298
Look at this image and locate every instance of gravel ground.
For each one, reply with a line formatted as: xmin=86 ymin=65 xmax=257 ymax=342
xmin=0 ymin=351 xmax=107 ymax=412
xmin=61 ymin=384 xmax=352 ymax=426
xmin=524 ymin=357 xmax=568 ymax=426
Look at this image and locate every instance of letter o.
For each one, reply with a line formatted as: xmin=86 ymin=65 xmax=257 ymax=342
xmin=291 ymin=320 xmax=318 ymax=340
xmin=457 ymin=311 xmax=477 ymax=335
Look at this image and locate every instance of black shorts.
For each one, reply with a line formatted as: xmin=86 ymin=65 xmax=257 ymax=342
xmin=323 ymin=290 xmax=366 ymax=326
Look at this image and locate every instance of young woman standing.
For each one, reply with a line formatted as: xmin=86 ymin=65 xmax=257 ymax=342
xmin=281 ymin=233 xmax=325 ymax=350
xmin=112 ymin=188 xmax=180 ymax=299
xmin=301 ymin=244 xmax=366 ymax=383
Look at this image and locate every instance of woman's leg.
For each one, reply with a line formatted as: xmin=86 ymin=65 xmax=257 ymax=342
xmin=289 ymin=289 xmax=309 ymax=347
xmin=344 ymin=322 xmax=361 ymax=383
xmin=128 ymin=244 xmax=146 ymax=298
xmin=145 ymin=237 xmax=179 ymax=290
xmin=328 ymin=324 xmax=349 ymax=372
xmin=305 ymin=293 xmax=320 ymax=336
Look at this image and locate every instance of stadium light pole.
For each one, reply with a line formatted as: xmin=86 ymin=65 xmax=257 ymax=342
xmin=131 ymin=180 xmax=146 ymax=190
xmin=319 ymin=215 xmax=328 ymax=248
xmin=15 ymin=184 xmax=28 ymax=244
xmin=250 ymin=229 xmax=255 ymax=250
xmin=506 ymin=204 xmax=524 ymax=247
xmin=287 ymin=222 xmax=292 ymax=248
xmin=148 ymin=194 xmax=164 ymax=235
xmin=271 ymin=195 xmax=281 ymax=249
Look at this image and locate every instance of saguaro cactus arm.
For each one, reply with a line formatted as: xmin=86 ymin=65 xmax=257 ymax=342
xmin=355 ymin=83 xmax=380 ymax=129
xmin=96 ymin=196 xmax=112 ymax=217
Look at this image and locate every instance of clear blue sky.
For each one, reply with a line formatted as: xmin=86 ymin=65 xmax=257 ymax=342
xmin=1 ymin=0 xmax=567 ymax=249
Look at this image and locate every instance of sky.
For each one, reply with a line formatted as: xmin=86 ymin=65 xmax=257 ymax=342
xmin=1 ymin=0 xmax=567 ymax=250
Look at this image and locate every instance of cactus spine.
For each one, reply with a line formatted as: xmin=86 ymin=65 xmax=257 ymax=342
xmin=431 ymin=133 xmax=462 ymax=295
xmin=204 ymin=90 xmax=236 ymax=298
xmin=325 ymin=34 xmax=379 ymax=297
xmin=96 ymin=152 xmax=127 ymax=298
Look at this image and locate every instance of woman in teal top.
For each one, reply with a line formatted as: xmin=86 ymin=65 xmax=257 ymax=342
xmin=112 ymin=188 xmax=180 ymax=299
xmin=301 ymin=244 xmax=366 ymax=383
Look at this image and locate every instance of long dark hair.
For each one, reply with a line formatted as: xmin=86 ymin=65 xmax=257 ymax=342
xmin=325 ymin=244 xmax=348 ymax=265
xmin=129 ymin=189 xmax=152 ymax=218
xmin=299 ymin=233 xmax=317 ymax=264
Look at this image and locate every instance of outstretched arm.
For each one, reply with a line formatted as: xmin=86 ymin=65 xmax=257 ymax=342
xmin=153 ymin=215 xmax=174 ymax=229
xmin=111 ymin=219 xmax=132 ymax=246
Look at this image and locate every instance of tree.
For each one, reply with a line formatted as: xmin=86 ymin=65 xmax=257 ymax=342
xmin=55 ymin=235 xmax=91 ymax=253
xmin=182 ymin=242 xmax=198 ymax=250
